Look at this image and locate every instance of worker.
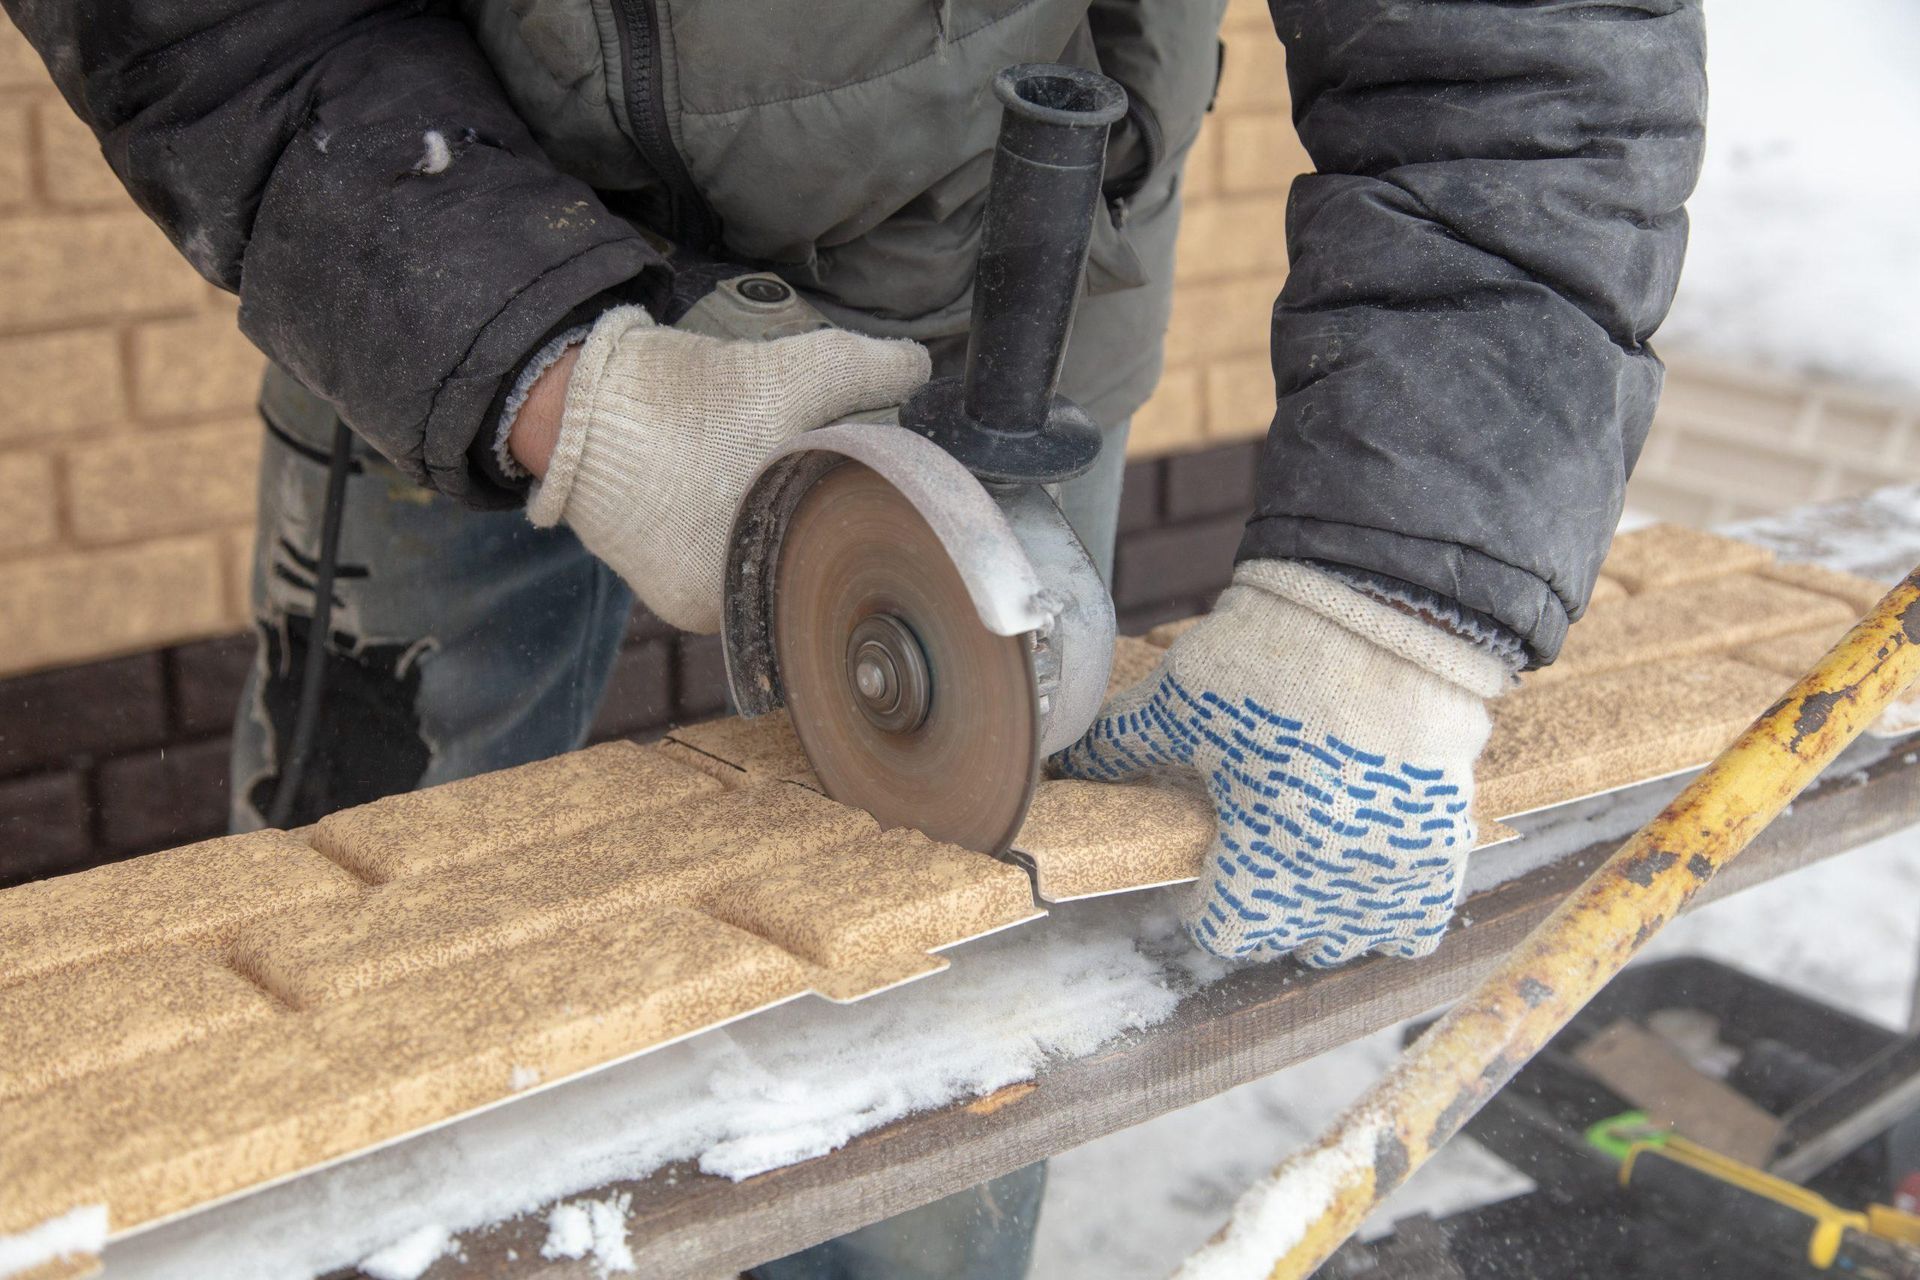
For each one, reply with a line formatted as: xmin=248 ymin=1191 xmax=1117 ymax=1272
xmin=10 ymin=0 xmax=1706 ymax=1274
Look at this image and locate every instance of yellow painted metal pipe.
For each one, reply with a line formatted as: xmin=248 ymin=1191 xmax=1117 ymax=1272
xmin=1173 ymin=566 xmax=1920 ymax=1280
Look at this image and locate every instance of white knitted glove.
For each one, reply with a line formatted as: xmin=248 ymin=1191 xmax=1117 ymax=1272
xmin=528 ymin=305 xmax=931 ymax=632
xmin=1056 ymin=560 xmax=1512 ymax=967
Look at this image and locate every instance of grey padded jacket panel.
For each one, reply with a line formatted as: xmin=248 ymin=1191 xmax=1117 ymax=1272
xmin=1242 ymin=0 xmax=1706 ymax=662
xmin=463 ymin=0 xmax=1227 ymax=426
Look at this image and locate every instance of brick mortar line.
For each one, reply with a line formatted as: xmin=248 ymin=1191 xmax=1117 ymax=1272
xmin=0 ymin=306 xmax=209 ymax=342
xmin=0 ymin=726 xmax=237 ymax=786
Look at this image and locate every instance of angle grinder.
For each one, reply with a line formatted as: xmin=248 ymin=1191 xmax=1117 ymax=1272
xmin=676 ymin=64 xmax=1125 ymax=854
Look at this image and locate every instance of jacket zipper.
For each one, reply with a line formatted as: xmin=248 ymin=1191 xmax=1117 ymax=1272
xmin=611 ymin=0 xmax=721 ymax=251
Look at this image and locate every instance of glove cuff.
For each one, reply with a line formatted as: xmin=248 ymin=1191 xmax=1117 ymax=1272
xmin=526 ymin=304 xmax=656 ymax=529
xmin=1236 ymin=559 xmax=1515 ymax=701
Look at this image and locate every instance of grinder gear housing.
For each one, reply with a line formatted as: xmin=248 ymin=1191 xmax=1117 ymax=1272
xmin=708 ymin=64 xmax=1126 ymax=854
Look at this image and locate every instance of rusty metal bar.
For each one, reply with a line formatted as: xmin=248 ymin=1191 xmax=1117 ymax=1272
xmin=1174 ymin=567 xmax=1920 ymax=1280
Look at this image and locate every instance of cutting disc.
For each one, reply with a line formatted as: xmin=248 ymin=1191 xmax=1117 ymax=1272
xmin=773 ymin=461 xmax=1040 ymax=854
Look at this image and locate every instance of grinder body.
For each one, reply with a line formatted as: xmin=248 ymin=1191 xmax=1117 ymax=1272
xmin=699 ymin=65 xmax=1127 ymax=854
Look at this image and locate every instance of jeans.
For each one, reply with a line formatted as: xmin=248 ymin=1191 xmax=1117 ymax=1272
xmin=232 ymin=365 xmax=1127 ymax=1278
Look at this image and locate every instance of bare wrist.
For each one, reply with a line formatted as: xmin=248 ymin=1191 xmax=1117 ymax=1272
xmin=508 ymin=345 xmax=580 ymax=479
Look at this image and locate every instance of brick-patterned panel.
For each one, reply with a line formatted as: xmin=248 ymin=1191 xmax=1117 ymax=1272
xmin=1173 ymin=197 xmax=1290 ymax=283
xmin=1162 ymin=278 xmax=1281 ymax=368
xmin=0 ymin=18 xmax=44 ymax=88
xmin=587 ymin=638 xmax=674 ymax=742
xmin=1221 ymin=112 xmax=1312 ymax=193
xmin=1629 ymin=355 xmax=1920 ymax=525
xmin=1204 ymin=353 xmax=1277 ymax=442
xmin=0 ymin=752 xmax=1038 ymax=1243
xmin=168 ymin=634 xmax=256 ymax=737
xmin=1114 ymin=515 xmax=1245 ymax=609
xmin=1125 ymin=365 xmax=1204 ymax=455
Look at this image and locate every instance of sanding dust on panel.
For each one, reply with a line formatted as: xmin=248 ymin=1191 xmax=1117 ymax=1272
xmin=310 ymin=741 xmax=723 ymax=882
xmin=1599 ymin=522 xmax=1774 ymax=593
xmin=1478 ymin=657 xmax=1787 ymax=819
xmin=1015 ymin=777 xmax=1216 ymax=900
xmin=0 ymin=949 xmax=278 ymax=1102
xmin=1106 ymin=635 xmax=1167 ymax=697
xmin=232 ymin=787 xmax=905 ymax=1009
xmin=1528 ymin=573 xmax=1853 ymax=688
xmin=0 ymin=829 xmax=357 ymax=987
xmin=1758 ymin=560 xmax=1894 ymax=615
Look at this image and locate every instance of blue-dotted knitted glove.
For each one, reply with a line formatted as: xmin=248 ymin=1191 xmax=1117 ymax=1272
xmin=1056 ymin=560 xmax=1512 ymax=967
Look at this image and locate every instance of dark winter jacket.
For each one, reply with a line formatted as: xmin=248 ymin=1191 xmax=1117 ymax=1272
xmin=4 ymin=0 xmax=1705 ymax=663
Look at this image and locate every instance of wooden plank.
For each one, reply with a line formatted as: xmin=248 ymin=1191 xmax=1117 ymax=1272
xmin=408 ymin=739 xmax=1920 ymax=1280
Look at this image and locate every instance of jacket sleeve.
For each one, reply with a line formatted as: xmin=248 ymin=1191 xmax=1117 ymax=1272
xmin=1241 ymin=0 xmax=1706 ymax=664
xmin=3 ymin=0 xmax=669 ymax=507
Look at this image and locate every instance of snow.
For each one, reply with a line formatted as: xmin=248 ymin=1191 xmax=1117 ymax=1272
xmin=1661 ymin=0 xmax=1920 ymax=394
xmin=357 ymin=1224 xmax=452 ymax=1280
xmin=540 ymin=1196 xmax=635 ymax=1275
xmin=1170 ymin=1124 xmax=1378 ymax=1280
xmin=414 ymin=130 xmax=452 ymax=176
xmin=0 ymin=1204 xmax=107 ymax=1280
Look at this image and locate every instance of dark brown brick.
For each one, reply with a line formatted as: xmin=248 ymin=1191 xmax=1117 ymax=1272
xmin=0 ymin=654 xmax=167 ymax=777
xmin=94 ymin=737 xmax=232 ymax=857
xmin=1117 ymin=596 xmax=1214 ymax=638
xmin=674 ymin=633 xmax=730 ymax=721
xmin=1113 ymin=516 xmax=1245 ymax=610
xmin=1164 ymin=441 xmax=1261 ymax=522
xmin=588 ymin=639 xmax=673 ymax=741
xmin=0 ymin=769 xmax=91 ymax=885
xmin=1116 ymin=459 xmax=1163 ymax=534
xmin=168 ymin=632 xmax=255 ymax=737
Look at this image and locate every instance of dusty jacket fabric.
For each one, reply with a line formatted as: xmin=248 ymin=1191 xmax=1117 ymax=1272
xmin=4 ymin=0 xmax=1704 ymax=663
xmin=1249 ymin=0 xmax=1706 ymax=661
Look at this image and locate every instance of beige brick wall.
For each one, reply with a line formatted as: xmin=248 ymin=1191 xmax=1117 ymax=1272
xmin=0 ymin=19 xmax=264 ymax=678
xmin=0 ymin=3 xmax=1302 ymax=679
xmin=1130 ymin=0 xmax=1308 ymax=456
xmin=1626 ymin=355 xmax=1920 ymax=525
